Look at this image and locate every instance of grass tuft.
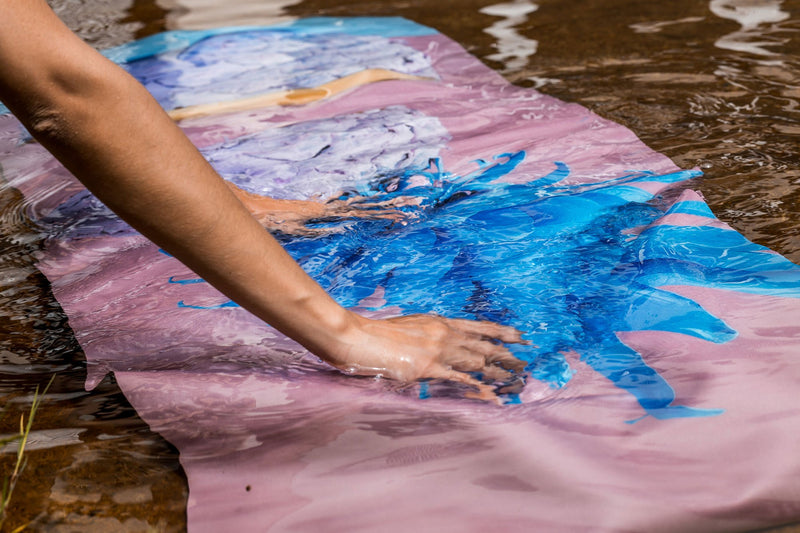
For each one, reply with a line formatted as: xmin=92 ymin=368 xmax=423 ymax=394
xmin=0 ymin=375 xmax=55 ymax=530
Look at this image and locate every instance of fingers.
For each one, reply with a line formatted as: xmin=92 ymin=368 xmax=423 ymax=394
xmin=434 ymin=333 xmax=524 ymax=400
xmin=335 ymin=195 xmax=423 ymax=209
xmin=439 ymin=318 xmax=527 ymax=375
xmin=433 ymin=368 xmax=501 ymax=403
xmin=384 ymin=313 xmax=527 ymax=379
xmin=343 ymin=208 xmax=407 ymax=222
xmin=450 ymin=335 xmax=523 ymax=372
xmin=336 ymin=309 xmax=527 ymax=400
xmin=444 ymin=317 xmax=527 ymax=345
xmin=431 ymin=316 xmax=529 ymax=399
xmin=446 ymin=347 xmax=523 ymax=380
xmin=324 ymin=196 xmax=425 ymax=224
xmin=311 ymin=202 xmax=411 ymax=224
xmin=485 ymin=349 xmax=527 ymax=373
xmin=480 ymin=364 xmax=513 ymax=382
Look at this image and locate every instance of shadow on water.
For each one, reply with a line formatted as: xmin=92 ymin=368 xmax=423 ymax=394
xmin=3 ymin=0 xmax=800 ymax=531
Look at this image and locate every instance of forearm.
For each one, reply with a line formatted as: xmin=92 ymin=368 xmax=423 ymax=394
xmin=0 ymin=0 xmax=527 ymax=393
xmin=0 ymin=0 xmax=358 ymax=364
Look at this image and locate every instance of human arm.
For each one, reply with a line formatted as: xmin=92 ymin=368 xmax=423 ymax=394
xmin=0 ymin=0 xmax=524 ymax=394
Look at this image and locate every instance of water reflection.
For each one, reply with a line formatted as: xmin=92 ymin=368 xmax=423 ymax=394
xmin=710 ymin=0 xmax=790 ymax=56
xmin=479 ymin=0 xmax=539 ymax=71
xmin=629 ymin=16 xmax=706 ymax=34
xmin=157 ymin=0 xmax=300 ymax=29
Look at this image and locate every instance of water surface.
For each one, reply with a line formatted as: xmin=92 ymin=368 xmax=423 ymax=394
xmin=1 ymin=0 xmax=798 ymax=530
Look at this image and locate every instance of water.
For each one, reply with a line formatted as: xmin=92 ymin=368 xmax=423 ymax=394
xmin=1 ymin=0 xmax=799 ymax=530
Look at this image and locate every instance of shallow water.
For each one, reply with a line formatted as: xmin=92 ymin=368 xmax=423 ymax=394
xmin=1 ymin=0 xmax=799 ymax=530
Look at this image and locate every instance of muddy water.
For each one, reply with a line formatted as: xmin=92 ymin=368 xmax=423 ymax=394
xmin=0 ymin=0 xmax=798 ymax=531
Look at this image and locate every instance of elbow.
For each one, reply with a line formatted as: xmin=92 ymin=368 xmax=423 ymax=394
xmin=0 ymin=91 xmax=73 ymax=146
xmin=18 ymin=71 xmax=118 ymax=152
xmin=14 ymin=64 xmax=125 ymax=148
xmin=2 ymin=72 xmax=81 ymax=144
xmin=25 ymin=104 xmax=70 ymax=144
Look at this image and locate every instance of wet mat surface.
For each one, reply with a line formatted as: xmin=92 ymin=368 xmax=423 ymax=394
xmin=3 ymin=15 xmax=800 ymax=533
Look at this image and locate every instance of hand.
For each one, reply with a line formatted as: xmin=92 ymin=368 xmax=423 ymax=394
xmin=327 ymin=312 xmax=527 ymax=401
xmin=228 ymin=183 xmax=410 ymax=235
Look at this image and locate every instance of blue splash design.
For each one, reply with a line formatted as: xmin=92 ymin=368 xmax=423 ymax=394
xmin=280 ymin=155 xmax=725 ymax=419
xmin=163 ymin=150 xmax=800 ymax=420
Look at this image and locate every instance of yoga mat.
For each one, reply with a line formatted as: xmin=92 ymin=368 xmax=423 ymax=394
xmin=2 ymin=17 xmax=800 ymax=532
